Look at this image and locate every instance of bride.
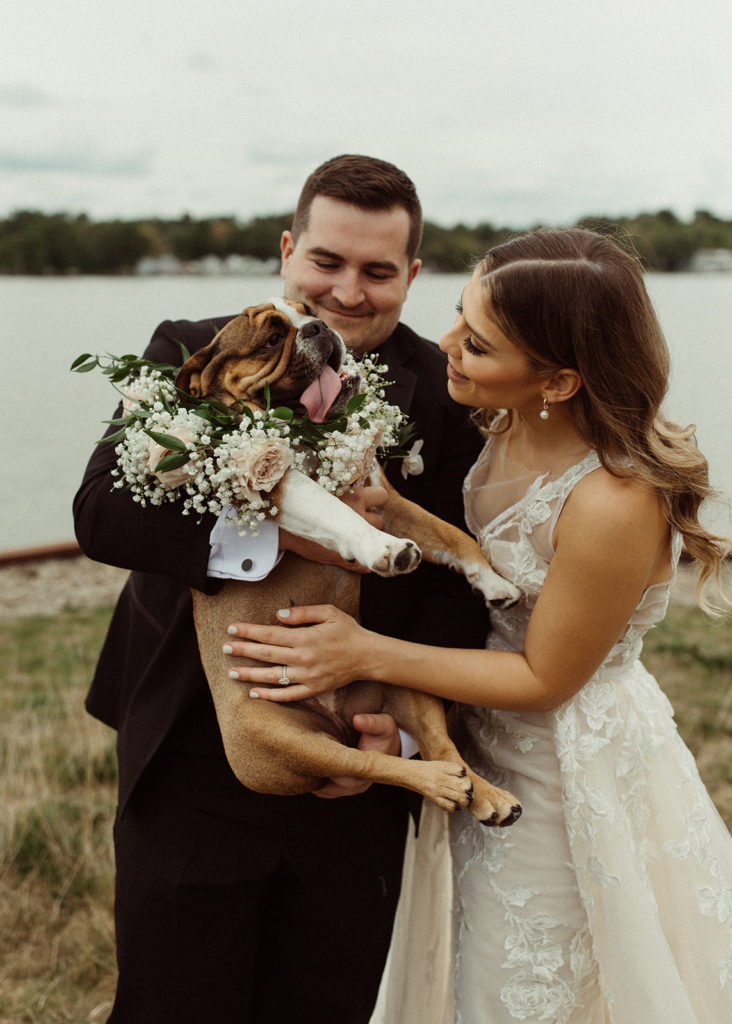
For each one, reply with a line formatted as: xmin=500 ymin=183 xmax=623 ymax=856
xmin=224 ymin=228 xmax=732 ymax=1022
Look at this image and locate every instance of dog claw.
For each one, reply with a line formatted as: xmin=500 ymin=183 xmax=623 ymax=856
xmin=487 ymin=594 xmax=520 ymax=610
xmin=499 ymin=805 xmax=523 ymax=827
xmin=479 ymin=803 xmax=522 ymax=827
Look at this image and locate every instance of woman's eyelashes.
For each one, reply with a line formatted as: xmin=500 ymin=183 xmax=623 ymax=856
xmin=462 ymin=336 xmax=485 ymax=356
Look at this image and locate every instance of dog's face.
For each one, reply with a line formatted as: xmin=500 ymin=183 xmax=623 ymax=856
xmin=176 ymin=298 xmax=358 ymax=422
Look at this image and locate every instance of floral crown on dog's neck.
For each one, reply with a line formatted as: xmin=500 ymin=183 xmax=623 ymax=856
xmin=72 ymin=337 xmax=423 ymax=533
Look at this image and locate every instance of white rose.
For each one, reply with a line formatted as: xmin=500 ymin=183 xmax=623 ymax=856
xmin=231 ymin=438 xmax=293 ymax=494
xmin=147 ymin=428 xmax=198 ymax=488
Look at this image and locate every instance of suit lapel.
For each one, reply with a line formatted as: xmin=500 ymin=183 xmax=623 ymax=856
xmin=375 ymin=326 xmax=418 ymax=414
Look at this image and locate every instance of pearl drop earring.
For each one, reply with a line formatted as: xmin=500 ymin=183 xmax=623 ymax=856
xmin=539 ymin=396 xmax=550 ymax=420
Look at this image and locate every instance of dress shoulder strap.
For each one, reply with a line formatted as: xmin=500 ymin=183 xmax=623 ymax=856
xmin=543 ymin=451 xmax=602 ymax=554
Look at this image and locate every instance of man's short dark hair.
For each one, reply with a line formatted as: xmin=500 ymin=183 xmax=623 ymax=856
xmin=291 ymin=154 xmax=423 ymax=261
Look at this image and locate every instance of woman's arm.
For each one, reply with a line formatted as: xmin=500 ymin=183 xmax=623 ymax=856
xmin=224 ymin=471 xmax=671 ymax=712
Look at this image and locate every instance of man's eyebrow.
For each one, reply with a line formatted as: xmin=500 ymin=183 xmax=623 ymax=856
xmin=307 ymin=246 xmax=400 ymax=273
xmin=307 ymin=246 xmax=343 ymax=262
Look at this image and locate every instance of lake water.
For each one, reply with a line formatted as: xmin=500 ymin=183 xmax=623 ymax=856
xmin=1 ymin=272 xmax=730 ymax=552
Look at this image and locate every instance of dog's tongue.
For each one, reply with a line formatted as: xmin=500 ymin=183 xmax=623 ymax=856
xmin=299 ymin=365 xmax=342 ymax=423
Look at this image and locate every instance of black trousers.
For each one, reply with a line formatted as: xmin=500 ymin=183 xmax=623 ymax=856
xmin=108 ymin=748 xmax=409 ymax=1024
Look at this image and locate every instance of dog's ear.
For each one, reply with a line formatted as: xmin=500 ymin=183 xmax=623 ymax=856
xmin=176 ymin=344 xmax=216 ymax=398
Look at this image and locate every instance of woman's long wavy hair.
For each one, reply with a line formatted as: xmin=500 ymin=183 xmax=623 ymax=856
xmin=475 ymin=227 xmax=728 ymax=605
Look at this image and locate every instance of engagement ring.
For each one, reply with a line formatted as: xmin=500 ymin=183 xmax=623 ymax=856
xmin=278 ymin=667 xmax=290 ymax=686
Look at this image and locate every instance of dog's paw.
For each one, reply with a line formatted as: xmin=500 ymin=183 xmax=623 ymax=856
xmin=465 ymin=564 xmax=521 ymax=609
xmin=469 ymin=775 xmax=522 ymax=827
xmin=414 ymin=761 xmax=475 ymax=812
xmin=369 ymin=538 xmax=421 ymax=577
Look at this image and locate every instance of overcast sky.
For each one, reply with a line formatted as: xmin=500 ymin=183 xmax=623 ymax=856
xmin=1 ymin=0 xmax=730 ymax=228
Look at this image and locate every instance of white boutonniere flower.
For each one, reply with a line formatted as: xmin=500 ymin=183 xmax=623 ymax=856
xmin=401 ymin=439 xmax=424 ymax=478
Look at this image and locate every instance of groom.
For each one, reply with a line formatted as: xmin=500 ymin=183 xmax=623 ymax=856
xmin=74 ymin=154 xmax=490 ymax=1023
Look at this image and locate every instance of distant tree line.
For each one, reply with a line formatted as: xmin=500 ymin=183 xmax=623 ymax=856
xmin=0 ymin=207 xmax=730 ymax=276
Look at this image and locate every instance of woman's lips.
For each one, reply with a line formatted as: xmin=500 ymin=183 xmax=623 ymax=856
xmin=446 ymin=361 xmax=469 ymax=382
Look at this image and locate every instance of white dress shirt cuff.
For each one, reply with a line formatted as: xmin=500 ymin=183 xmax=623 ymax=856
xmin=208 ymin=511 xmax=281 ymax=581
xmin=399 ymin=730 xmax=419 ymax=759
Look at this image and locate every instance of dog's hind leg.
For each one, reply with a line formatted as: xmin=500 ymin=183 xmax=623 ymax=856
xmin=216 ymin=698 xmax=478 ymax=812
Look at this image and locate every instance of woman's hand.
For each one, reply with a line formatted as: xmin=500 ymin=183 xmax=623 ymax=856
xmin=224 ymin=604 xmax=370 ymax=702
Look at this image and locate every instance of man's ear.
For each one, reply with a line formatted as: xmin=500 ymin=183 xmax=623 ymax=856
xmin=544 ymin=368 xmax=583 ymax=405
xmin=406 ymin=258 xmax=421 ymax=289
xmin=280 ymin=231 xmax=295 ymax=279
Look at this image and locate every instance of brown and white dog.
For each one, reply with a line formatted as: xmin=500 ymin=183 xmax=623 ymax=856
xmin=177 ymin=299 xmax=522 ymax=826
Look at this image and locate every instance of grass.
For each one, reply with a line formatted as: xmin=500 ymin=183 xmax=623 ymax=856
xmin=0 ymin=600 xmax=730 ymax=1022
xmin=642 ymin=603 xmax=732 ymax=825
xmin=0 ymin=606 xmax=117 ymax=1024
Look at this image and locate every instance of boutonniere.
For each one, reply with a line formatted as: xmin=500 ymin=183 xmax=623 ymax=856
xmin=401 ymin=438 xmax=425 ymax=479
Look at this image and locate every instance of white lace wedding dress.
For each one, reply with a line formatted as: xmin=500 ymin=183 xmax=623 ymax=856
xmin=371 ymin=431 xmax=732 ymax=1024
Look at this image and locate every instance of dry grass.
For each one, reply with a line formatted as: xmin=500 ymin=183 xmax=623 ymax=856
xmin=642 ymin=603 xmax=732 ymax=826
xmin=0 ymin=607 xmax=117 ymax=1024
xmin=0 ymin=599 xmax=730 ymax=1022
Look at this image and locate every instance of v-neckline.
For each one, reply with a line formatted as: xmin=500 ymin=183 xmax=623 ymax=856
xmin=469 ymin=440 xmax=600 ymax=536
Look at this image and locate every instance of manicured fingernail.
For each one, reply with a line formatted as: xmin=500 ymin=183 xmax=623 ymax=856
xmin=250 ymin=691 xmax=259 ymax=699
xmin=278 ymin=608 xmax=291 ymax=618
xmin=227 ymin=626 xmax=238 ymax=635
xmin=223 ymin=644 xmax=233 ymax=654
xmin=228 ymin=670 xmax=239 ymax=679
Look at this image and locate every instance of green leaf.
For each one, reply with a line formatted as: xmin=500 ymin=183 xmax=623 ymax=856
xmin=144 ymin=430 xmax=189 ymax=452
xmin=155 ymin=451 xmax=191 ymax=473
xmin=100 ymin=426 xmax=130 ymax=445
xmin=104 ymin=414 xmax=135 ymax=428
xmin=207 ymin=399 xmax=237 ymax=415
xmin=173 ymin=338 xmax=192 ymax=363
xmin=70 ymin=353 xmax=96 ymax=371
xmin=271 ymin=407 xmax=294 ymax=421
xmin=344 ymin=392 xmax=367 ymax=414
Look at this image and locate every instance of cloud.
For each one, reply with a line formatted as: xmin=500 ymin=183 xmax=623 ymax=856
xmin=184 ymin=51 xmax=217 ymax=73
xmin=0 ymin=82 xmax=56 ymax=107
xmin=0 ymin=145 xmax=155 ymax=177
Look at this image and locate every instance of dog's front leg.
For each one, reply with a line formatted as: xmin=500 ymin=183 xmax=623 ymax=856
xmin=272 ymin=469 xmax=421 ymax=576
xmin=369 ymin=465 xmax=520 ymax=608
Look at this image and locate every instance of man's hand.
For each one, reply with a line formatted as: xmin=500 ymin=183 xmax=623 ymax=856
xmin=279 ymin=484 xmax=388 ymax=572
xmin=313 ymin=713 xmax=400 ymax=799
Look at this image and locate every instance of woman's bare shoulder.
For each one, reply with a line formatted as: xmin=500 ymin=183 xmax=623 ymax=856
xmin=558 ymin=465 xmax=666 ymax=548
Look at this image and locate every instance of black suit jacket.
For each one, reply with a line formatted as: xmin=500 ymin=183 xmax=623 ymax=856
xmin=74 ymin=317 xmax=489 ymax=813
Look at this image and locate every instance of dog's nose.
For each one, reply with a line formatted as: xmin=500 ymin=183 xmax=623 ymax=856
xmin=301 ymin=320 xmax=327 ymax=339
xmin=301 ymin=320 xmax=343 ymax=369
